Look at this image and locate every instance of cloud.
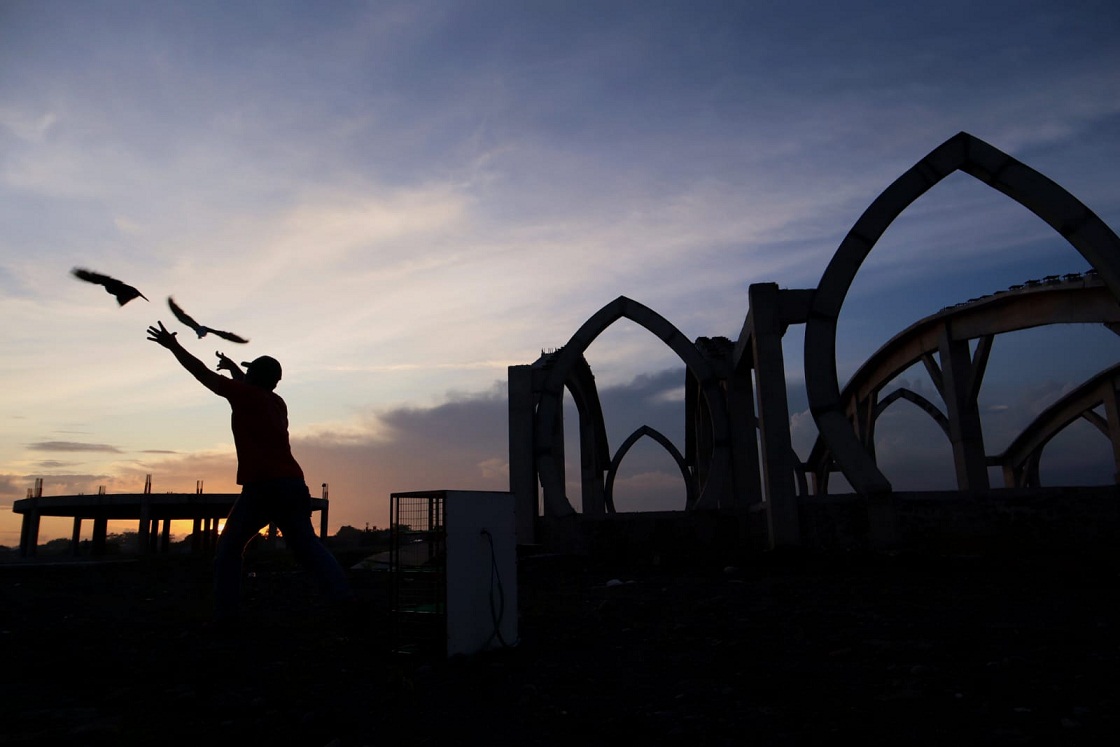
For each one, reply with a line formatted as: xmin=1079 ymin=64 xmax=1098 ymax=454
xmin=789 ymin=409 xmax=818 ymax=460
xmin=33 ymin=460 xmax=77 ymax=469
xmin=111 ymin=451 xmax=240 ymax=495
xmin=478 ymin=458 xmax=508 ymax=482
xmin=113 ymin=216 xmax=143 ymax=235
xmin=286 ymin=368 xmax=695 ymax=527
xmin=0 ymin=108 xmax=56 ymax=143
xmin=3 ymin=473 xmax=111 ymax=498
xmin=0 ymin=474 xmax=22 ymax=497
xmin=26 ymin=441 xmax=121 ymax=453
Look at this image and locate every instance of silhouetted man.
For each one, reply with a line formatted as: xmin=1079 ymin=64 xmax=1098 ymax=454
xmin=146 ymin=320 xmax=354 ymax=627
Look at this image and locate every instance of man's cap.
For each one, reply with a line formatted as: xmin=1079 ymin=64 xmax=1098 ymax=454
xmin=241 ymin=355 xmax=282 ymax=384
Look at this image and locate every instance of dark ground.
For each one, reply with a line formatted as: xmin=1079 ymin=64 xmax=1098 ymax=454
xmin=1 ymin=546 xmax=1118 ymax=746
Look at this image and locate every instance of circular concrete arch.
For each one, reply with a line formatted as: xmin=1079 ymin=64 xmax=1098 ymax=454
xmin=535 ymin=296 xmax=730 ymax=516
xmin=805 ymin=131 xmax=1120 ymax=496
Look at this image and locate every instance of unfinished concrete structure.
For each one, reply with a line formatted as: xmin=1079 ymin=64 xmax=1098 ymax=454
xmin=13 ymin=476 xmax=330 ymax=557
xmin=509 ymin=132 xmax=1120 ymax=554
xmin=805 ymin=271 xmax=1120 ymax=493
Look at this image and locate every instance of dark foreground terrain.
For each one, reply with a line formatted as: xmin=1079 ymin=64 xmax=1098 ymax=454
xmin=1 ymin=547 xmax=1118 ymax=746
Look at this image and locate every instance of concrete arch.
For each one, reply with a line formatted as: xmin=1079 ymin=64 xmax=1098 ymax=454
xmin=996 ymin=362 xmax=1120 ymax=487
xmin=806 ymin=387 xmax=952 ymax=495
xmin=829 ymin=277 xmax=1114 ymax=417
xmin=807 ymin=277 xmax=1119 ymax=490
xmin=875 ymin=388 xmax=950 ymax=438
xmin=535 ymin=296 xmax=730 ymax=516
xmin=562 ymin=353 xmax=612 ymax=514
xmin=604 ymin=425 xmax=695 ymax=513
xmin=805 ymin=131 xmax=1120 ymax=495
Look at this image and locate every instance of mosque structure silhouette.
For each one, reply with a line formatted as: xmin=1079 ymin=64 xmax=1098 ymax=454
xmin=15 ymin=132 xmax=1120 ymax=558
xmin=507 ymin=132 xmax=1120 ymax=557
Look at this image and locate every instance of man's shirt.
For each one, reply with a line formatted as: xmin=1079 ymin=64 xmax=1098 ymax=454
xmin=213 ymin=378 xmax=304 ymax=485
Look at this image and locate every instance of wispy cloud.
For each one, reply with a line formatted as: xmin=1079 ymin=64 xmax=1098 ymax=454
xmin=26 ymin=441 xmax=122 ymax=453
xmin=0 ymin=108 xmax=57 ymax=143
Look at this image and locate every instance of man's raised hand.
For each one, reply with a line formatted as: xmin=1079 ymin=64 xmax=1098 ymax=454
xmin=215 ymin=350 xmax=239 ymax=373
xmin=146 ymin=320 xmax=179 ymax=349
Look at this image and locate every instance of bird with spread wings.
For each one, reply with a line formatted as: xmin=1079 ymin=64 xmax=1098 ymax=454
xmin=70 ymin=267 xmax=149 ymax=306
xmin=167 ymin=297 xmax=250 ymax=343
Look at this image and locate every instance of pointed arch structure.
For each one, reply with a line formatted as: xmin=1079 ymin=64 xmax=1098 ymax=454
xmin=996 ymin=362 xmax=1120 ymax=488
xmin=876 ymin=388 xmax=950 ymax=436
xmin=806 ymin=275 xmax=1120 ymax=492
xmin=534 ymin=296 xmax=730 ymax=517
xmin=805 ymin=131 xmax=1120 ymax=496
xmin=604 ymin=425 xmax=696 ymax=513
xmin=508 ymin=132 xmax=1119 ymax=553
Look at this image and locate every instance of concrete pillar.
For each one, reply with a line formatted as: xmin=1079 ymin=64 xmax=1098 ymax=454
xmin=92 ymin=518 xmax=108 ymax=556
xmin=726 ymin=366 xmax=762 ymax=507
xmin=192 ymin=517 xmax=202 ymax=552
xmin=856 ymin=394 xmax=877 ymax=462
xmin=138 ymin=495 xmax=151 ymax=555
xmin=748 ymin=283 xmax=800 ymax=547
xmin=579 ymin=416 xmax=605 ymax=517
xmin=71 ymin=518 xmax=82 ymax=556
xmin=507 ymin=365 xmax=538 ymax=543
xmin=937 ymin=324 xmax=990 ymax=491
xmin=689 ymin=371 xmax=714 ymax=499
xmin=536 ymin=387 xmax=568 ymax=517
xmin=160 ymin=519 xmax=171 ymax=553
xmin=553 ymin=391 xmax=566 ymax=505
xmin=19 ymin=506 xmax=40 ymax=557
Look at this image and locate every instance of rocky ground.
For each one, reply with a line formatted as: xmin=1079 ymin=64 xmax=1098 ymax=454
xmin=1 ymin=546 xmax=1118 ymax=746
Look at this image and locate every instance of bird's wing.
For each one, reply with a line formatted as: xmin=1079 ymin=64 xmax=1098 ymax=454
xmin=210 ymin=329 xmax=250 ymax=344
xmin=71 ymin=267 xmax=112 ymax=286
xmin=167 ymin=297 xmax=201 ymax=331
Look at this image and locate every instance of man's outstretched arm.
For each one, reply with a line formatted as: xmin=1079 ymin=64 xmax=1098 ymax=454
xmin=147 ymin=321 xmax=226 ymax=394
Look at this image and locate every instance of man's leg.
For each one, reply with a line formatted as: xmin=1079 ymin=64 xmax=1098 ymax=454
xmin=273 ymin=480 xmax=354 ymax=604
xmin=213 ymin=488 xmax=270 ymax=623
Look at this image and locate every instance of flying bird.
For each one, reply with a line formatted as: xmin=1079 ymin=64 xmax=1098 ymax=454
xmin=70 ymin=267 xmax=149 ymax=306
xmin=167 ymin=297 xmax=249 ymax=343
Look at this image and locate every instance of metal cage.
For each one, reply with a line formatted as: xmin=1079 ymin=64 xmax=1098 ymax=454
xmin=390 ymin=492 xmax=447 ymax=655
